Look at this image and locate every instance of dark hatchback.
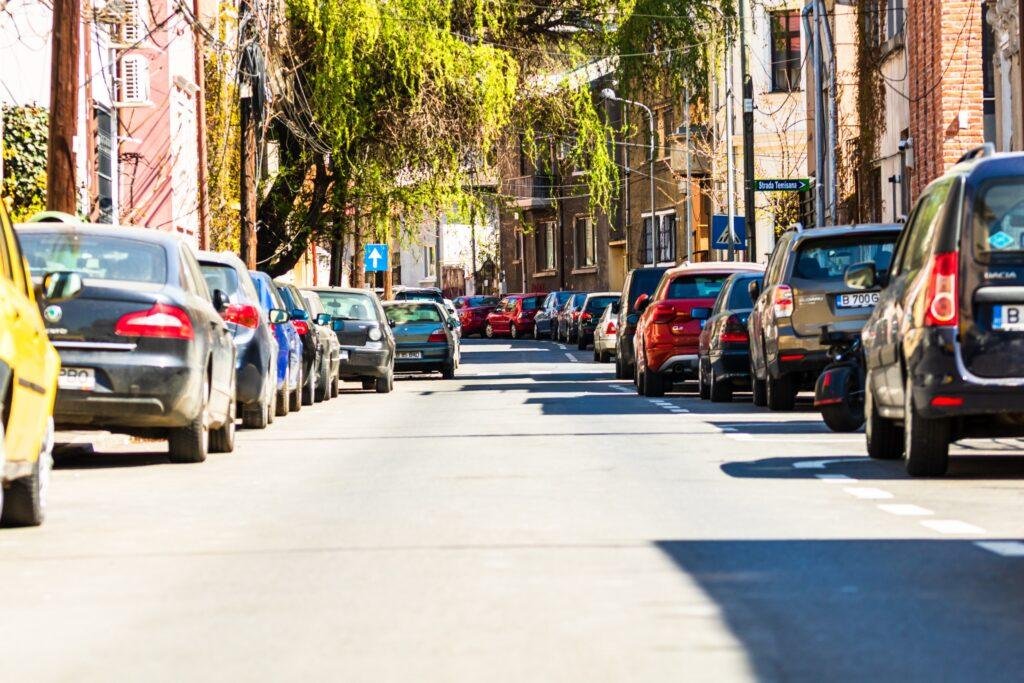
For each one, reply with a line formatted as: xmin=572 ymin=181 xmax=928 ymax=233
xmin=383 ymin=301 xmax=459 ymax=379
xmin=576 ymin=292 xmax=620 ymax=350
xmin=694 ymin=271 xmax=765 ymax=402
xmin=310 ymin=287 xmax=396 ymax=393
xmin=275 ymin=281 xmax=327 ymax=407
xmin=18 ymin=224 xmax=237 ymax=462
xmin=615 ymin=266 xmax=670 ymax=379
xmin=534 ymin=291 xmax=579 ymax=340
xmin=856 ymin=149 xmax=1024 ymax=476
xmin=555 ymin=292 xmax=587 ymax=343
xmin=251 ymin=271 xmax=303 ymax=414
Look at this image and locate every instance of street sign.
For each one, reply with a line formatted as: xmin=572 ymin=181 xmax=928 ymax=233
xmin=754 ymin=178 xmax=811 ymax=192
xmin=364 ymin=244 xmax=389 ymax=273
xmin=711 ymin=215 xmax=747 ymax=250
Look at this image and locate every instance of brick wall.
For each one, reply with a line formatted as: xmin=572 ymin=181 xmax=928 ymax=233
xmin=907 ymin=0 xmax=986 ymax=199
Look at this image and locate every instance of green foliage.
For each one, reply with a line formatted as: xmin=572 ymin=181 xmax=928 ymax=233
xmin=204 ymin=2 xmax=241 ymax=252
xmin=1 ymin=105 xmax=49 ymax=222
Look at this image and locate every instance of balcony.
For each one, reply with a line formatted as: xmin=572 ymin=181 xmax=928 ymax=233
xmin=669 ymin=125 xmax=712 ymax=176
xmin=502 ymin=174 xmax=555 ymax=210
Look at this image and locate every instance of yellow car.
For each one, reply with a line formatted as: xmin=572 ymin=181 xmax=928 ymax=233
xmin=0 ymin=201 xmax=80 ymax=526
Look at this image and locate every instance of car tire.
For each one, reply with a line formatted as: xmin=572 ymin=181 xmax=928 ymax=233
xmin=865 ymin=376 xmax=903 ymax=460
xmin=485 ymin=323 xmax=495 ymax=339
xmin=615 ymin=356 xmax=628 ymax=379
xmin=820 ymin=373 xmax=865 ymax=432
xmin=766 ymin=372 xmax=796 ymax=411
xmin=169 ymin=380 xmax=209 ymax=464
xmin=331 ymin=375 xmax=340 ymax=398
xmin=1 ymin=419 xmax=51 ymax=527
xmin=290 ymin=366 xmax=303 ymax=412
xmin=302 ymin=361 xmax=316 ymax=406
xmin=315 ymin=359 xmax=330 ymax=403
xmin=577 ymin=336 xmax=587 ymax=351
xmin=209 ymin=395 xmax=236 ymax=454
xmin=710 ymin=371 xmax=733 ymax=403
xmin=441 ymin=360 xmax=456 ymax=379
xmin=510 ymin=324 xmax=518 ymax=340
xmin=275 ymin=367 xmax=290 ymax=417
xmin=242 ymin=399 xmax=269 ymax=429
xmin=593 ymin=348 xmax=600 ymax=362
xmin=640 ymin=365 xmax=666 ymax=398
xmin=376 ymin=368 xmax=394 ymax=393
xmin=904 ymin=380 xmax=950 ymax=477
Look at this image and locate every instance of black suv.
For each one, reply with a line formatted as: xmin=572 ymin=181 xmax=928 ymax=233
xmin=615 ymin=266 xmax=669 ymax=380
xmin=855 ymin=148 xmax=1024 ymax=476
xmin=748 ymin=224 xmax=901 ymax=410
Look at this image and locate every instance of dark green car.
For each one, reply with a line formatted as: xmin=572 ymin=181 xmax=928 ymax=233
xmin=382 ymin=301 xmax=459 ymax=379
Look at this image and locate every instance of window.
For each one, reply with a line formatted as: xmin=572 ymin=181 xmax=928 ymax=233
xmin=972 ymin=179 xmax=1024 ymax=260
xmin=643 ymin=215 xmax=656 ymax=265
xmin=95 ymin=107 xmax=115 ymax=223
xmin=424 ymin=246 xmax=436 ymax=277
xmin=643 ymin=213 xmax=677 ymax=264
xmin=536 ymin=221 xmax=556 ymax=271
xmin=666 ymin=274 xmax=730 ymax=300
xmin=574 ymin=215 xmax=596 ymax=268
xmin=886 ymin=0 xmax=905 ymax=40
xmin=770 ymin=11 xmax=802 ymax=92
xmin=793 ymin=236 xmax=898 ymax=282
xmin=21 ymin=232 xmax=169 ymax=284
xmin=513 ymin=230 xmax=522 ymax=262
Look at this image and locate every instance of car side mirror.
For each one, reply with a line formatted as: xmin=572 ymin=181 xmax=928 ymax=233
xmin=316 ymin=313 xmax=331 ymax=326
xmin=212 ymin=288 xmax=230 ymax=312
xmin=748 ymin=279 xmax=762 ymax=302
xmin=41 ymin=271 xmax=83 ymax=303
xmin=387 ymin=319 xmax=396 ymax=327
xmin=635 ymin=293 xmax=650 ymax=313
xmin=844 ymin=262 xmax=878 ymax=291
xmin=290 ymin=308 xmax=309 ymax=321
xmin=268 ymin=308 xmax=289 ymax=324
xmin=447 ymin=319 xmax=457 ymax=330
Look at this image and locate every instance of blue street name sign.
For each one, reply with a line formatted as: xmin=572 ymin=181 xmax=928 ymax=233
xmin=711 ymin=215 xmax=747 ymax=250
xmin=364 ymin=244 xmax=389 ymax=273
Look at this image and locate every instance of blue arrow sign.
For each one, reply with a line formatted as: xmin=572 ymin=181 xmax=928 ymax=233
xmin=711 ymin=215 xmax=747 ymax=250
xmin=364 ymin=244 xmax=389 ymax=272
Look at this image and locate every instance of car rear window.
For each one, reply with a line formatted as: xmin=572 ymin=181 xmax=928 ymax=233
xmin=21 ymin=232 xmax=168 ymax=284
xmin=974 ymin=180 xmax=1024 ymax=256
xmin=396 ymin=290 xmax=444 ymax=303
xmin=317 ymin=292 xmax=377 ymax=321
xmin=522 ymin=296 xmax=541 ymax=311
xmin=386 ymin=303 xmax=443 ymax=323
xmin=465 ymin=296 xmax=498 ymax=307
xmin=666 ymin=274 xmax=730 ymax=299
xmin=792 ymin=236 xmax=897 ymax=282
xmin=200 ymin=263 xmax=240 ymax=298
xmin=585 ymin=295 xmax=618 ymax=312
xmin=727 ymin=277 xmax=759 ymax=310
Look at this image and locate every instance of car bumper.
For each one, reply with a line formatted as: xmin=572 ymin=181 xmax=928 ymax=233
xmin=394 ymin=344 xmax=451 ymax=370
xmin=709 ymin=347 xmax=752 ymax=383
xmin=339 ymin=346 xmax=391 ymax=379
xmin=769 ymin=331 xmax=829 ymax=378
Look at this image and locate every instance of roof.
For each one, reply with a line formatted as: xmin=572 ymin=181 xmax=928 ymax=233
xmin=584 ymin=291 xmax=621 ymax=298
xmin=662 ymin=261 xmax=765 ymax=277
xmin=197 ymin=250 xmax=246 ymax=268
xmin=306 ymin=286 xmax=377 ymax=296
xmin=15 ymin=222 xmax=187 ymax=247
xmin=947 ymin=152 xmax=1024 ymax=185
xmin=788 ymin=224 xmax=902 ymax=243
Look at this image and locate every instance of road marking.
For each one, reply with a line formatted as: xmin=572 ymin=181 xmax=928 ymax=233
xmin=877 ymin=503 xmax=933 ymax=516
xmin=921 ymin=519 xmax=987 ymax=535
xmin=564 ymin=353 xmax=579 ymax=363
xmin=843 ymin=487 xmax=894 ymax=500
xmin=815 ymin=474 xmax=856 ymax=483
xmin=558 ymin=344 xmax=568 ymax=350
xmin=975 ymin=541 xmax=1024 ymax=557
xmin=793 ymin=458 xmax=867 ymax=470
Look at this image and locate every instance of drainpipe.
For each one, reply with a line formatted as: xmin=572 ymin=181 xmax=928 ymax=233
xmin=804 ymin=2 xmax=826 ymax=226
xmin=683 ymin=86 xmax=692 ymax=262
xmin=193 ymin=0 xmax=210 ymax=248
xmin=816 ymin=0 xmax=838 ymax=224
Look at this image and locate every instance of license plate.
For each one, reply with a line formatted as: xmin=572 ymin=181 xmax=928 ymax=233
xmin=397 ymin=351 xmax=422 ymax=360
xmin=993 ymin=305 xmax=1024 ymax=331
xmin=339 ymin=350 xmax=349 ymax=361
xmin=59 ymin=367 xmax=95 ymax=391
xmin=837 ymin=292 xmax=879 ymax=308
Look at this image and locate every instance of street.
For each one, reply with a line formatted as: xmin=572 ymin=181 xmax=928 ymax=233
xmin=4 ymin=339 xmax=1024 ymax=681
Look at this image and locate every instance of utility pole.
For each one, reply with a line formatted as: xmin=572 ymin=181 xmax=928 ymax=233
xmin=469 ymin=203 xmax=478 ymax=295
xmin=725 ymin=28 xmax=737 ymax=262
xmin=683 ymin=86 xmax=692 ymax=262
xmin=435 ymin=217 xmax=443 ymax=291
xmin=739 ymin=0 xmax=757 ymax=260
xmin=238 ymin=0 xmax=258 ymax=269
xmin=46 ymin=0 xmax=80 ymax=214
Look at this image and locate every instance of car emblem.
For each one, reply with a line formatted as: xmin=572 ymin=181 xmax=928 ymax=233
xmin=43 ymin=305 xmax=63 ymax=323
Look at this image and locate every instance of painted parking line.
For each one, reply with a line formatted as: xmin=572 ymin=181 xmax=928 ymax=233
xmin=815 ymin=473 xmax=857 ymax=483
xmin=843 ymin=487 xmax=895 ymax=500
xmin=557 ymin=344 xmax=568 ymax=350
xmin=975 ymin=541 xmax=1024 ymax=557
xmin=921 ymin=519 xmax=987 ymax=535
xmin=877 ymin=503 xmax=934 ymax=516
xmin=564 ymin=353 xmax=579 ymax=363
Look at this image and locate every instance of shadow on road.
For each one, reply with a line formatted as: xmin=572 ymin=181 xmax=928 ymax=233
xmin=722 ymin=453 xmax=1024 ymax=480
xmin=655 ymin=539 xmax=1024 ymax=682
xmin=53 ymin=444 xmax=172 ymax=469
xmin=710 ymin=420 xmax=837 ymax=435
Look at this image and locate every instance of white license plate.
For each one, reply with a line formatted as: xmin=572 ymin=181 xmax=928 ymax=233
xmin=994 ymin=305 xmax=1024 ymax=331
xmin=339 ymin=350 xmax=349 ymax=361
xmin=837 ymin=292 xmax=880 ymax=308
xmin=397 ymin=351 xmax=422 ymax=360
xmin=59 ymin=367 xmax=95 ymax=391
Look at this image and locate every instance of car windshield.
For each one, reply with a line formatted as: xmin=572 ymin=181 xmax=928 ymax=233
xmin=793 ymin=237 xmax=897 ymax=282
xmin=396 ymin=290 xmax=444 ymax=304
xmin=21 ymin=232 xmax=168 ymax=284
xmin=974 ymin=180 xmax=1024 ymax=256
xmin=727 ymin=277 xmax=759 ymax=310
xmin=585 ymin=295 xmax=618 ymax=312
xmin=316 ymin=292 xmax=377 ymax=321
xmin=666 ymin=274 xmax=731 ymax=300
xmin=465 ymin=296 xmax=498 ymax=307
xmin=386 ymin=303 xmax=443 ymax=324
xmin=200 ymin=263 xmax=240 ymax=299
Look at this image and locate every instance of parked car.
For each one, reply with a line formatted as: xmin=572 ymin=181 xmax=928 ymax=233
xmin=534 ymin=291 xmax=580 ymax=340
xmin=615 ymin=267 xmax=670 ymax=380
xmin=250 ymin=271 xmax=303 ymax=415
xmin=576 ymin=292 xmax=620 ymax=350
xmin=555 ymin=292 xmax=588 ymax=343
xmin=383 ymin=301 xmax=459 ymax=378
xmin=275 ymin=281 xmax=326 ymax=407
xmin=199 ymin=252 xmax=283 ymax=428
xmin=485 ymin=293 xmax=545 ymax=339
xmin=592 ymin=302 xmax=620 ymax=363
xmin=856 ymin=148 xmax=1024 ymax=476
xmin=748 ymin=223 xmax=901 ymax=411
xmin=0 ymin=202 xmax=74 ymax=526
xmin=693 ymin=269 xmax=766 ymax=403
xmin=394 ymin=287 xmax=445 ymax=304
xmin=442 ymin=298 xmax=463 ymax=337
xmin=634 ymin=262 xmax=764 ymax=397
xmin=453 ymin=295 xmax=500 ymax=337
xmin=309 ymin=287 xmax=396 ymax=393
xmin=18 ymin=223 xmax=237 ymax=463
xmin=301 ymin=290 xmax=343 ymax=401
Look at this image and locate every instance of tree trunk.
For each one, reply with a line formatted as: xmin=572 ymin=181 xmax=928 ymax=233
xmin=353 ymin=208 xmax=366 ymax=288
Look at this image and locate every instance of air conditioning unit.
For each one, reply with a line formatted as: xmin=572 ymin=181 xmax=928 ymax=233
xmin=114 ymin=55 xmax=151 ymax=108
xmin=110 ymin=0 xmax=143 ymax=47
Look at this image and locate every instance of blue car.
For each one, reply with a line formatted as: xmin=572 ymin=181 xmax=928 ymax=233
xmin=250 ymin=271 xmax=303 ymax=416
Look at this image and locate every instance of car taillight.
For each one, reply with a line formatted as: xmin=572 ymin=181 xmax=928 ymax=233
xmin=650 ymin=302 xmax=677 ymax=325
xmin=221 ymin=303 xmax=259 ymax=329
xmin=772 ymin=285 xmax=794 ymax=318
xmin=572 ymin=311 xmax=580 ymax=320
xmin=605 ymin=321 xmax=617 ymax=334
xmin=581 ymin=312 xmax=593 ymax=322
xmin=719 ymin=315 xmax=749 ymax=343
xmin=115 ymin=303 xmax=194 ymax=340
xmin=292 ymin=320 xmax=310 ymax=336
xmin=427 ymin=328 xmax=447 ymax=343
xmin=924 ymin=252 xmax=959 ymax=327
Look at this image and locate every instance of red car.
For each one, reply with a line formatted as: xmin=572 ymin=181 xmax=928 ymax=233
xmin=634 ymin=262 xmax=764 ymax=397
xmin=485 ymin=293 xmax=546 ymax=339
xmin=454 ymin=295 xmax=501 ymax=337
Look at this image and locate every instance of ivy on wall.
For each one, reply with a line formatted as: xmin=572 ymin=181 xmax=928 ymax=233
xmin=1 ymin=105 xmax=48 ymax=221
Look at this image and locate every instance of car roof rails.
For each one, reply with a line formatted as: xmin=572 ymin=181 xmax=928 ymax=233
xmin=784 ymin=222 xmax=804 ymax=234
xmin=957 ymin=143 xmax=996 ymax=165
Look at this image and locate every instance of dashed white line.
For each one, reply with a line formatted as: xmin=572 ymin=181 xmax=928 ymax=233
xmin=843 ymin=487 xmax=895 ymax=500
xmin=815 ymin=474 xmax=856 ymax=483
xmin=877 ymin=503 xmax=934 ymax=517
xmin=564 ymin=353 xmax=579 ymax=363
xmin=975 ymin=541 xmax=1024 ymax=557
xmin=557 ymin=344 xmax=568 ymax=350
xmin=921 ymin=519 xmax=987 ymax=535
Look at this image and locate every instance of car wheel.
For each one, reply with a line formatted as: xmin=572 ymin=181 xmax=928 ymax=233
xmin=275 ymin=378 xmax=289 ymax=417
xmin=209 ymin=392 xmax=236 ymax=454
xmin=709 ymin=370 xmax=733 ymax=403
xmin=331 ymin=374 xmax=340 ymax=398
xmin=242 ymin=399 xmax=268 ymax=429
xmin=766 ymin=372 xmax=796 ymax=411
xmin=169 ymin=379 xmax=210 ymax=463
xmin=697 ymin=360 xmax=710 ymax=400
xmin=485 ymin=323 xmax=494 ymax=339
xmin=290 ymin=365 xmax=303 ymax=412
xmin=302 ymin=361 xmax=316 ymax=406
xmin=593 ymin=348 xmax=600 ymax=362
xmin=376 ymin=367 xmax=394 ymax=393
xmin=510 ymin=324 xmax=518 ymax=340
xmin=1 ymin=419 xmax=51 ymax=527
xmin=315 ymin=359 xmax=330 ymax=403
xmin=904 ymin=378 xmax=950 ymax=477
xmin=441 ymin=359 xmax=456 ymax=379
xmin=750 ymin=359 xmax=768 ymax=407
xmin=640 ymin=365 xmax=666 ymax=398
xmin=820 ymin=372 xmax=865 ymax=433
xmin=577 ymin=336 xmax=587 ymax=351
xmin=615 ymin=356 xmax=628 ymax=379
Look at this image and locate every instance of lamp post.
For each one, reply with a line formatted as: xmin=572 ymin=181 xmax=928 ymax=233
xmin=601 ymin=88 xmax=658 ymax=266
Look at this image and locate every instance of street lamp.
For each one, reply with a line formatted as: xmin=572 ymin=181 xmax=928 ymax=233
xmin=601 ymin=88 xmax=658 ymax=266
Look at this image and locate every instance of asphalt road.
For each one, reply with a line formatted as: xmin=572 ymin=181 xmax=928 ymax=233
xmin=5 ymin=338 xmax=1024 ymax=681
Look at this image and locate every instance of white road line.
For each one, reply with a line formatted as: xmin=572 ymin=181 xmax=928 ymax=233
xmin=976 ymin=541 xmax=1024 ymax=557
xmin=877 ymin=503 xmax=934 ymax=517
xmin=557 ymin=344 xmax=568 ymax=350
xmin=815 ymin=474 xmax=856 ymax=483
xmin=843 ymin=487 xmax=894 ymax=500
xmin=921 ymin=519 xmax=987 ymax=535
xmin=564 ymin=353 xmax=578 ymax=363
xmin=793 ymin=458 xmax=868 ymax=470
